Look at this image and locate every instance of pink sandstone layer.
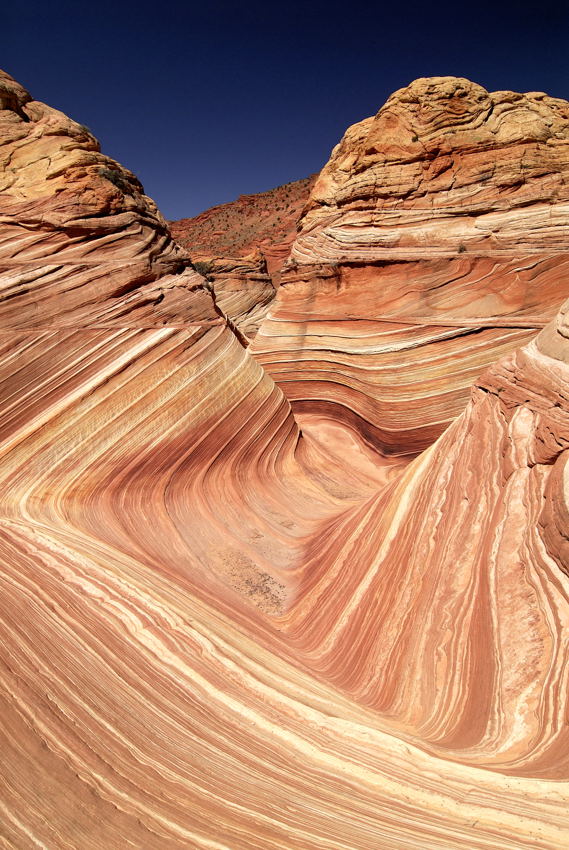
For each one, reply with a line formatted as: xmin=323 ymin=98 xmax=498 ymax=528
xmin=0 ymin=70 xmax=569 ymax=849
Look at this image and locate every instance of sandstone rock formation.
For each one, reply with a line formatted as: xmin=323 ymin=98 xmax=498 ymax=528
xmin=1 ymin=69 xmax=569 ymax=850
xmin=252 ymin=77 xmax=569 ymax=454
xmin=171 ymin=176 xmax=316 ymax=340
xmin=193 ymin=251 xmax=277 ymax=341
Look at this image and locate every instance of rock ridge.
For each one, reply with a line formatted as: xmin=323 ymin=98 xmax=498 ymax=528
xmin=252 ymin=75 xmax=569 ymax=455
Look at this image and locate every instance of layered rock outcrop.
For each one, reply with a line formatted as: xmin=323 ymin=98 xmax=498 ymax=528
xmin=171 ymin=176 xmax=316 ymax=340
xmin=193 ymin=251 xmax=277 ymax=341
xmin=285 ymin=321 xmax=569 ymax=777
xmin=252 ymin=77 xmax=569 ymax=454
xmin=1 ymin=70 xmax=569 ymax=850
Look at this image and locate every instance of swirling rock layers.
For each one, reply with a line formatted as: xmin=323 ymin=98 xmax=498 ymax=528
xmin=1 ymin=70 xmax=569 ymax=849
xmin=283 ymin=332 xmax=569 ymax=778
xmin=252 ymin=77 xmax=569 ymax=455
xmin=193 ymin=252 xmax=277 ymax=342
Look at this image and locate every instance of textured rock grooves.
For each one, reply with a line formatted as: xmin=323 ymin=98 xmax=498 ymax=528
xmin=1 ymin=69 xmax=569 ymax=849
xmin=196 ymin=252 xmax=278 ymax=342
xmin=252 ymin=76 xmax=569 ymax=455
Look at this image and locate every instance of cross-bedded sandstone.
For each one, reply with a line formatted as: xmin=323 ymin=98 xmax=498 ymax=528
xmin=252 ymin=76 xmax=569 ymax=454
xmin=1 ymin=70 xmax=569 ymax=850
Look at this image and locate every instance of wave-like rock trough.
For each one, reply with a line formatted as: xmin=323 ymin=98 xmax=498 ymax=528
xmin=1 ymin=71 xmax=569 ymax=848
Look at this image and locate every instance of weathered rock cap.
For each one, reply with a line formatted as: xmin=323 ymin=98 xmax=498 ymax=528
xmin=309 ymin=74 xmax=569 ymax=211
xmin=0 ymin=66 xmax=163 ymax=224
xmin=0 ymin=69 xmax=32 ymax=112
xmin=368 ymin=74 xmax=568 ymax=154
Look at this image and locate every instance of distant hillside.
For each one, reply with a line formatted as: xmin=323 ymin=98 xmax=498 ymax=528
xmin=170 ymin=175 xmax=317 ymax=275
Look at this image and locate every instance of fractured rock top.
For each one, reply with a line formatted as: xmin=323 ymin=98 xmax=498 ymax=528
xmin=294 ymin=76 xmax=569 ymax=262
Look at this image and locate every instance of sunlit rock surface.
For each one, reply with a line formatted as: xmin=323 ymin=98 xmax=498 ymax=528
xmin=1 ymin=70 xmax=569 ymax=849
xmin=171 ymin=178 xmax=317 ymax=339
xmin=171 ymin=175 xmax=316 ymax=276
xmin=192 ymin=251 xmax=277 ymax=342
xmin=252 ymin=76 xmax=569 ymax=455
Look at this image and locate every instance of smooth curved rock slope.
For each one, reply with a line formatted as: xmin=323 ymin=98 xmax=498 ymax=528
xmin=1 ymin=70 xmax=569 ymax=850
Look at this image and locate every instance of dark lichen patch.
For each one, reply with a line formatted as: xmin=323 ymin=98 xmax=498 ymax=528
xmin=211 ymin=546 xmax=286 ymax=615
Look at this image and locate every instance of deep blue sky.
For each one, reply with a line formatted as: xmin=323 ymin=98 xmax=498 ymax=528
xmin=4 ymin=0 xmax=569 ymax=220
